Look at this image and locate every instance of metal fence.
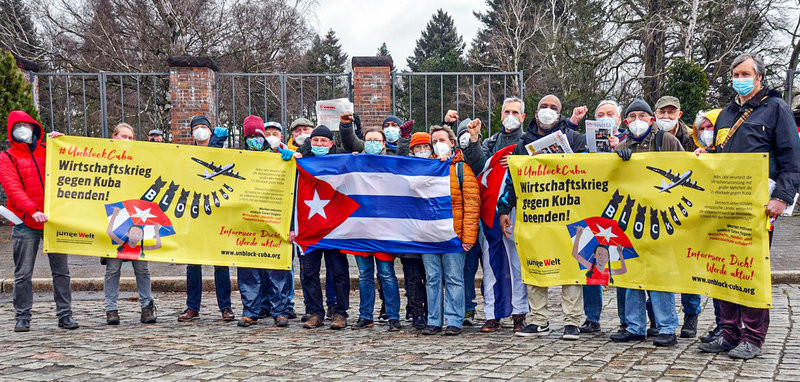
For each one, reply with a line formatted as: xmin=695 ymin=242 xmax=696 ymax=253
xmin=391 ymin=71 xmax=524 ymax=136
xmin=36 ymin=72 xmax=171 ymax=139
xmin=785 ymin=69 xmax=800 ymax=106
xmin=215 ymin=73 xmax=352 ymax=147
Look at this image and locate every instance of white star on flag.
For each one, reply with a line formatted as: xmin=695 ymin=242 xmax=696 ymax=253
xmin=305 ymin=190 xmax=330 ymax=219
xmin=595 ymin=225 xmax=617 ymax=242
xmin=131 ymin=206 xmax=157 ymax=223
xmin=480 ymin=167 xmax=492 ymax=188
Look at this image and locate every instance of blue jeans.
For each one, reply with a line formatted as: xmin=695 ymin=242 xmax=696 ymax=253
xmin=681 ymin=294 xmax=701 ymax=315
xmin=186 ymin=265 xmax=232 ymax=312
xmin=422 ymin=252 xmax=465 ymax=328
xmin=354 ymin=256 xmax=400 ymax=321
xmin=582 ymin=285 xmax=627 ymax=326
xmin=463 ymin=242 xmax=481 ymax=313
xmin=238 ymin=268 xmax=262 ymax=319
xmin=625 ymin=289 xmax=678 ymax=335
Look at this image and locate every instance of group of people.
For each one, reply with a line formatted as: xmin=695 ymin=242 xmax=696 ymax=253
xmin=3 ymin=53 xmax=798 ymax=360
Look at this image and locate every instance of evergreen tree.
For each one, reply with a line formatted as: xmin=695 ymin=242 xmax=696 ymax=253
xmin=0 ymin=50 xmax=40 ymax=147
xmin=406 ymin=9 xmax=466 ymax=72
xmin=305 ymin=29 xmax=348 ymax=74
xmin=376 ymin=42 xmax=390 ymax=57
xmin=663 ymin=58 xmax=710 ymax=126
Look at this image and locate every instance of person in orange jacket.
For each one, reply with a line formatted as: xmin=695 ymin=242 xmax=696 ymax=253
xmin=420 ymin=125 xmax=480 ymax=336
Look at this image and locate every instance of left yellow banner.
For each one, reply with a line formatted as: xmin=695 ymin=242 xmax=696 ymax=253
xmin=43 ymin=136 xmax=296 ymax=270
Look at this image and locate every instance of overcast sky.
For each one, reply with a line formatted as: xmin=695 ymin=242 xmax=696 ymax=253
xmin=314 ymin=0 xmax=488 ymax=71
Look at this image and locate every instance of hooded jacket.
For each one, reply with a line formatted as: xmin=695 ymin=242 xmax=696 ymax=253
xmin=339 ymin=122 xmax=409 ymax=156
xmin=714 ymin=87 xmax=800 ymax=204
xmin=0 ymin=111 xmax=47 ymax=229
xmin=496 ymin=118 xmax=588 ymax=216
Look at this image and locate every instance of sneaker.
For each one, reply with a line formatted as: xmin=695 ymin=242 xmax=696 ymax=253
xmin=698 ymin=335 xmax=736 ymax=353
xmin=562 ymin=325 xmax=580 ymax=340
xmin=701 ymin=326 xmax=723 ymax=343
xmin=515 ymin=323 xmax=550 ymax=337
xmin=274 ymin=316 xmax=289 ymax=327
xmin=237 ymin=316 xmax=257 ymax=327
xmin=463 ymin=310 xmax=476 ymax=326
xmin=106 ymin=310 xmax=121 ymax=325
xmin=286 ymin=308 xmax=297 ymax=320
xmin=646 ymin=325 xmax=658 ymax=338
xmin=405 ymin=310 xmax=412 ymax=322
xmin=58 ymin=316 xmax=79 ymax=330
xmin=421 ymin=325 xmax=442 ymax=335
xmin=412 ymin=316 xmax=427 ymax=330
xmin=351 ymin=318 xmax=374 ymax=330
xmin=728 ymin=341 xmax=762 ymax=359
xmin=579 ymin=320 xmax=601 ymax=333
xmin=303 ymin=314 xmax=324 ymax=329
xmin=444 ymin=326 xmax=462 ymax=335
xmin=512 ymin=314 xmax=527 ymax=332
xmin=330 ymin=314 xmax=347 ymax=330
xmin=388 ymin=319 xmax=402 ymax=332
xmin=653 ymin=333 xmax=677 ymax=347
xmin=610 ymin=330 xmax=646 ymax=342
xmin=378 ymin=303 xmax=388 ymax=322
xmin=221 ymin=308 xmax=235 ymax=322
xmin=140 ymin=301 xmax=157 ymax=324
xmin=14 ymin=319 xmax=30 ymax=332
xmin=680 ymin=314 xmax=698 ymax=338
xmin=178 ymin=308 xmax=199 ymax=322
xmin=615 ymin=324 xmax=628 ymax=335
xmin=481 ymin=319 xmax=501 ymax=333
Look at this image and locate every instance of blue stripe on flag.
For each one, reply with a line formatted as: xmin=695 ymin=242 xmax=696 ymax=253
xmin=307 ymin=237 xmax=463 ymax=254
xmin=347 ymin=195 xmax=453 ymax=220
xmin=297 ymin=154 xmax=451 ymax=177
xmin=482 ymin=215 xmax=513 ymax=319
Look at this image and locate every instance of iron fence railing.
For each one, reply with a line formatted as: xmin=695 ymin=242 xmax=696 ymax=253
xmin=391 ymin=71 xmax=524 ymax=136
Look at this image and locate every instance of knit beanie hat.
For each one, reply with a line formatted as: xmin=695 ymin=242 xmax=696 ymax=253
xmin=382 ymin=115 xmax=403 ymax=127
xmin=190 ymin=115 xmax=212 ymax=130
xmin=243 ymin=115 xmax=265 ymax=137
xmin=310 ymin=125 xmax=334 ymax=140
xmin=625 ymin=96 xmax=653 ymax=116
xmin=409 ymin=132 xmax=431 ymax=149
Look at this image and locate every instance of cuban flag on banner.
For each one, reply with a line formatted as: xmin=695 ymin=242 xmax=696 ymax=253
xmin=476 ymin=145 xmax=528 ymax=320
xmin=294 ymin=154 xmax=462 ymax=254
xmin=104 ymin=200 xmax=176 ymax=242
xmin=566 ymin=216 xmax=639 ymax=270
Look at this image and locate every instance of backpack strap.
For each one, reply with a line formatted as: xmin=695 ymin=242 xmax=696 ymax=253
xmin=716 ymin=95 xmax=769 ymax=151
xmin=456 ymin=161 xmax=464 ymax=190
xmin=655 ymin=130 xmax=664 ymax=152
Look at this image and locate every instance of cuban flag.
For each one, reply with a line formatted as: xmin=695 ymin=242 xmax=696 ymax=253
xmin=294 ymin=154 xmax=462 ymax=254
xmin=566 ymin=216 xmax=639 ymax=269
xmin=476 ymin=145 xmax=529 ymax=320
xmin=104 ymin=200 xmax=176 ymax=242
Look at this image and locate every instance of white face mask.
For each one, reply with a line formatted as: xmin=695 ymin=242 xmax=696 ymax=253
xmin=294 ymin=133 xmax=310 ymax=145
xmin=193 ymin=127 xmax=211 ymax=142
xmin=537 ymin=108 xmax=559 ymax=127
xmin=655 ymin=118 xmax=678 ymax=132
xmin=433 ymin=142 xmax=451 ymax=156
xmin=597 ymin=117 xmax=619 ymax=131
xmin=414 ymin=150 xmax=432 ymax=158
xmin=628 ymin=120 xmax=650 ymax=137
xmin=700 ymin=130 xmax=714 ymax=147
xmin=12 ymin=126 xmax=33 ymax=143
xmin=502 ymin=115 xmax=521 ymax=131
xmin=266 ymin=135 xmax=281 ymax=149
xmin=458 ymin=133 xmax=470 ymax=148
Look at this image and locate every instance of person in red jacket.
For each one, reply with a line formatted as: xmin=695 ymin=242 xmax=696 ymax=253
xmin=0 ymin=110 xmax=79 ymax=332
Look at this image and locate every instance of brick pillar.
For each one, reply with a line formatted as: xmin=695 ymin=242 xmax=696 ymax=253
xmin=15 ymin=57 xmax=40 ymax=110
xmin=167 ymin=56 xmax=218 ymax=144
xmin=352 ymin=56 xmax=393 ymax=129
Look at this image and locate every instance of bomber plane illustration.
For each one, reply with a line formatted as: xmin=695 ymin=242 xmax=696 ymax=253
xmin=191 ymin=157 xmax=246 ymax=181
xmin=646 ymin=166 xmax=704 ymax=193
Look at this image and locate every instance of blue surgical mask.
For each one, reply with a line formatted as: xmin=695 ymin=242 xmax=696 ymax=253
xmin=311 ymin=145 xmax=330 ymax=156
xmin=364 ymin=140 xmax=383 ymax=154
xmin=384 ymin=127 xmax=400 ymax=143
xmin=245 ymin=136 xmax=265 ymax=151
xmin=732 ymin=77 xmax=755 ymax=96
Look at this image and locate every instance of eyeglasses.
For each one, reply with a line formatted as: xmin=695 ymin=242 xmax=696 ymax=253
xmin=365 ymin=139 xmax=384 ymax=143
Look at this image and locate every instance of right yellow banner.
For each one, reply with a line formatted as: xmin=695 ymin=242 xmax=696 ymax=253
xmin=508 ymin=152 xmax=772 ymax=309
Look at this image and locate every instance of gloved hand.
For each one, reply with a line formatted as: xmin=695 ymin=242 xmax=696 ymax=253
xmin=400 ymin=120 xmax=414 ymax=139
xmin=616 ymin=147 xmax=632 ymax=161
xmin=279 ymin=147 xmax=294 ymax=161
xmin=214 ymin=126 xmax=229 ymax=138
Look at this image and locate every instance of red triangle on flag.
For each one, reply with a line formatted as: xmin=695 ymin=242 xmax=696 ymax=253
xmin=294 ymin=166 xmax=361 ymax=251
xmin=122 ymin=200 xmax=172 ymax=226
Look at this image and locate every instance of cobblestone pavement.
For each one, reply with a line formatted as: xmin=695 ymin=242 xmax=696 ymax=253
xmin=1 ymin=284 xmax=798 ymax=381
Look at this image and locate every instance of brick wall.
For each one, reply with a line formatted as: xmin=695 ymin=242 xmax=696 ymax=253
xmin=167 ymin=57 xmax=218 ymax=144
xmin=352 ymin=56 xmax=393 ymax=129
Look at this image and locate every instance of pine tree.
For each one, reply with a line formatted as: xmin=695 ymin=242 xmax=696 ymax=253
xmin=305 ymin=29 xmax=348 ymax=74
xmin=376 ymin=43 xmax=390 ymax=57
xmin=0 ymin=50 xmax=40 ymax=147
xmin=406 ymin=9 xmax=466 ymax=72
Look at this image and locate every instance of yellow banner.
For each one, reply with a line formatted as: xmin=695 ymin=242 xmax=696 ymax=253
xmin=43 ymin=136 xmax=296 ymax=270
xmin=508 ymin=152 xmax=772 ymax=308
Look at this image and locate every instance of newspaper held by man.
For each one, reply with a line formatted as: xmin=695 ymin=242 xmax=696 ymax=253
xmin=315 ymin=98 xmax=353 ymax=131
xmin=524 ymin=130 xmax=574 ymax=155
